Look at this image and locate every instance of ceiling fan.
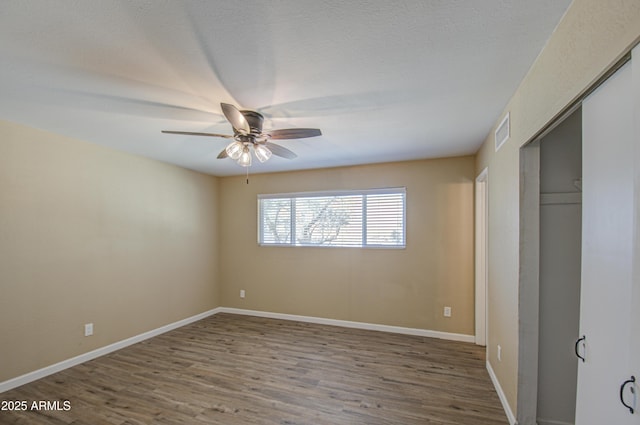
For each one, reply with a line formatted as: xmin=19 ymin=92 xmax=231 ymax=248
xmin=162 ymin=103 xmax=322 ymax=167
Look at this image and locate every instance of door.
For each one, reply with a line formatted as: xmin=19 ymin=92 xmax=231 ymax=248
xmin=575 ymin=56 xmax=638 ymax=423
xmin=630 ymin=43 xmax=640 ymax=421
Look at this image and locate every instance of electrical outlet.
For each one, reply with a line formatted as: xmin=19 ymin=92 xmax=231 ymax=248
xmin=84 ymin=323 xmax=93 ymax=337
xmin=497 ymin=345 xmax=502 ymax=362
xmin=240 ymin=289 xmax=245 ymax=299
xmin=443 ymin=306 xmax=452 ymax=317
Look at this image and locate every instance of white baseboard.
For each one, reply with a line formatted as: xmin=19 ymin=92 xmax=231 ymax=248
xmin=0 ymin=307 xmax=222 ymax=393
xmin=218 ymin=307 xmax=476 ymax=343
xmin=486 ymin=360 xmax=517 ymax=425
xmin=1 ymin=306 xmax=476 ymax=394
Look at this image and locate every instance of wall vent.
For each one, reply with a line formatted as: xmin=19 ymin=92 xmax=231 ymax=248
xmin=495 ymin=112 xmax=510 ymax=151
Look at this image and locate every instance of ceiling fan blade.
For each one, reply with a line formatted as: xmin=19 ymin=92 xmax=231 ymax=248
xmin=268 ymin=128 xmax=322 ymax=140
xmin=216 ymin=148 xmax=228 ymax=159
xmin=265 ymin=142 xmax=298 ymax=159
xmin=221 ymin=103 xmax=251 ymax=134
xmin=161 ymin=130 xmax=233 ymax=138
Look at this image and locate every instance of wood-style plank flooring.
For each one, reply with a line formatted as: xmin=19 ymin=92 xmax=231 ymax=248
xmin=1 ymin=313 xmax=508 ymax=424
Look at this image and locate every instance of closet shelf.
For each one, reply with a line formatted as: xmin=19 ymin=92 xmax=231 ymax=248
xmin=540 ymin=192 xmax=582 ymax=205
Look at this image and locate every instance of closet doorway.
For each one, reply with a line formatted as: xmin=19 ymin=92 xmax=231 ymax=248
xmin=536 ymin=108 xmax=582 ymax=425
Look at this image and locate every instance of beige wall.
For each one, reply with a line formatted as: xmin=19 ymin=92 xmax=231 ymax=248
xmin=219 ymin=157 xmax=475 ymax=335
xmin=475 ymin=0 xmax=640 ymax=416
xmin=1 ymin=123 xmax=476 ymax=385
xmin=0 ymin=120 xmax=220 ymax=382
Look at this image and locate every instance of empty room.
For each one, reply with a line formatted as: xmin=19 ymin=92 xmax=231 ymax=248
xmin=1 ymin=1 xmax=639 ymax=424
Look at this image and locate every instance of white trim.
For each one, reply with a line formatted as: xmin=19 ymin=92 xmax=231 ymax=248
xmin=218 ymin=307 xmax=476 ymax=343
xmin=487 ymin=360 xmax=517 ymax=425
xmin=258 ymin=186 xmax=406 ymax=200
xmin=475 ymin=167 xmax=488 ymax=346
xmin=0 ymin=307 xmax=222 ymax=393
xmin=517 ymin=142 xmax=541 ymax=424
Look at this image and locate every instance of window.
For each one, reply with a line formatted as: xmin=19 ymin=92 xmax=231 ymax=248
xmin=258 ymin=188 xmax=405 ymax=248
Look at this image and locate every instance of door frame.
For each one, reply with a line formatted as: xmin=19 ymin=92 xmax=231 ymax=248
xmin=517 ymin=141 xmax=541 ymax=425
xmin=518 ymin=107 xmax=582 ymax=424
xmin=475 ymin=167 xmax=488 ymax=346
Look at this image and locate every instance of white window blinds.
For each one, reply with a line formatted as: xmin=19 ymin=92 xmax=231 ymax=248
xmin=258 ymin=188 xmax=405 ymax=248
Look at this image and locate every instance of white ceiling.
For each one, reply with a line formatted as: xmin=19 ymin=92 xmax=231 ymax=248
xmin=0 ymin=0 xmax=571 ymax=176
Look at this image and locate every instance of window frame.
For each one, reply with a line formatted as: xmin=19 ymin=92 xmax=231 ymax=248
xmin=257 ymin=187 xmax=406 ymax=249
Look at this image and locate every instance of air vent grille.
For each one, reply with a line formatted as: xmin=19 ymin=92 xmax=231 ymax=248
xmin=495 ymin=112 xmax=510 ymax=151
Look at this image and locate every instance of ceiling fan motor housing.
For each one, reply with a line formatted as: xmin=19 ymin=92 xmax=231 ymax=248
xmin=163 ymin=103 xmax=315 ymax=161
xmin=240 ymin=110 xmax=264 ymax=135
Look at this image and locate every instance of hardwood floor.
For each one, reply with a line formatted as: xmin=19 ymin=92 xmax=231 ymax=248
xmin=1 ymin=313 xmax=508 ymax=424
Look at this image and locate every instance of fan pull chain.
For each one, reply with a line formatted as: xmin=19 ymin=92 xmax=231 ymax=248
xmin=246 ymin=166 xmax=249 ymax=184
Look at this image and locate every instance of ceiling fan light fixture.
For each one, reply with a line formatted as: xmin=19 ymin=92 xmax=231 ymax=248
xmin=254 ymin=144 xmax=272 ymax=163
xmin=225 ymin=140 xmax=244 ymax=160
xmin=163 ymin=103 xmax=321 ymax=168
xmin=237 ymin=146 xmax=252 ymax=167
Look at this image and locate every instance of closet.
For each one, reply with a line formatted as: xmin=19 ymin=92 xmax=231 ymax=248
xmin=530 ymin=45 xmax=639 ymax=424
